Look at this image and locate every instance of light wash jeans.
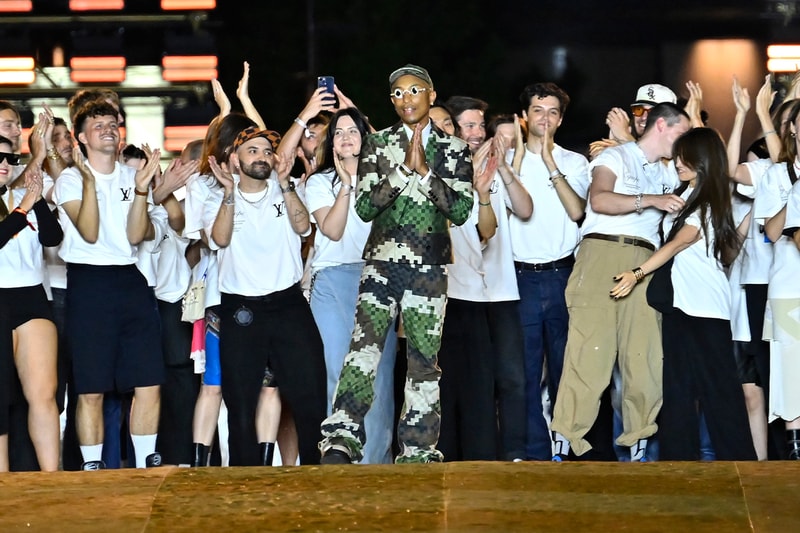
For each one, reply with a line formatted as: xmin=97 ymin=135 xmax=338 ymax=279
xmin=310 ymin=262 xmax=397 ymax=464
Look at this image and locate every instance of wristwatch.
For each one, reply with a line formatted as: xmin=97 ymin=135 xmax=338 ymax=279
xmin=280 ymin=181 xmax=296 ymax=194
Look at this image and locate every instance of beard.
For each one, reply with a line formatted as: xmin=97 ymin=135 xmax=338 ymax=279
xmin=242 ymin=160 xmax=272 ymax=180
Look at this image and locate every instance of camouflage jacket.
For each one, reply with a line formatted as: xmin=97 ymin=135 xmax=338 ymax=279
xmin=355 ymin=122 xmax=473 ymax=265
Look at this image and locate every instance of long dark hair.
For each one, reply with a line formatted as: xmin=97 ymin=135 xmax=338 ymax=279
xmin=778 ymin=99 xmax=800 ymax=164
xmin=668 ymin=127 xmax=740 ymax=265
xmin=198 ymin=113 xmax=257 ymax=176
xmin=314 ymin=108 xmax=371 ymax=188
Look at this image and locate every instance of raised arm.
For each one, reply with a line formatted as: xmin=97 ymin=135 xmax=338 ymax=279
xmin=126 ymin=150 xmax=161 ymax=244
xmin=236 ymin=61 xmax=266 ymax=130
xmin=728 ymin=76 xmax=750 ymax=177
xmin=755 ymin=75 xmax=781 ymax=162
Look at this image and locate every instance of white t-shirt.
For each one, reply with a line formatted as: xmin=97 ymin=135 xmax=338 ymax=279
xmin=447 ymin=193 xmax=488 ymax=301
xmin=0 ymin=188 xmax=46 ymax=287
xmin=584 ymin=142 xmax=679 ymax=246
xmin=306 ymin=169 xmax=370 ymax=271
xmin=509 ymin=145 xmax=588 ymax=264
xmin=482 ymin=170 xmax=524 ymax=301
xmin=729 ymin=196 xmax=753 ymax=341
xmin=786 ymin=177 xmax=800 ymax=228
xmin=207 ymin=174 xmax=307 ymax=296
xmin=54 ymin=162 xmax=146 ymax=265
xmin=155 ymin=225 xmax=192 ymax=303
xmin=136 ymin=204 xmax=169 ymax=287
xmin=41 ymin=172 xmax=66 ymax=292
xmin=670 ymin=208 xmax=731 ymax=320
xmin=737 ymin=159 xmax=774 ymax=285
xmin=185 ymin=172 xmax=222 ymax=308
xmin=754 ymin=161 xmax=800 ymax=299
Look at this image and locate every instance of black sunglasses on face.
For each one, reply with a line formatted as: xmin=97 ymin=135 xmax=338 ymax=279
xmin=0 ymin=152 xmax=20 ymax=165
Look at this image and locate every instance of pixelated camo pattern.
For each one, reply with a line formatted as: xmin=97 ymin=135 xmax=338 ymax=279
xmin=320 ymin=261 xmax=446 ymax=463
xmin=355 ymin=123 xmax=474 ymax=266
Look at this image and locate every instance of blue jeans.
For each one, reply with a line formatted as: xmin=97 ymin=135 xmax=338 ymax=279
xmin=310 ymin=263 xmax=397 ymax=464
xmin=517 ymin=266 xmax=571 ymax=460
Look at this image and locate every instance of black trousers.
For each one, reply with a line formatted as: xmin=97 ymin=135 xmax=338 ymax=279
xmin=156 ymin=299 xmax=198 ymax=465
xmin=661 ymin=308 xmax=757 ymax=460
xmin=219 ymin=285 xmax=326 ymax=465
xmin=438 ymin=299 xmax=496 ymax=461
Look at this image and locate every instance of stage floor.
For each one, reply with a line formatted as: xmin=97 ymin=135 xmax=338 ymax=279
xmin=1 ymin=461 xmax=797 ymax=532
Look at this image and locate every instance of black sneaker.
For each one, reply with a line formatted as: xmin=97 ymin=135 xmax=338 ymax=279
xmin=145 ymin=452 xmax=163 ymax=467
xmin=81 ymin=460 xmax=106 ymax=471
xmin=321 ymin=447 xmax=351 ymax=465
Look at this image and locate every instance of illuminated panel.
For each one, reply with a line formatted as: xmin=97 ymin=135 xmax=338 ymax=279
xmin=161 ymin=0 xmax=215 ymax=9
xmin=767 ymin=45 xmax=800 ymax=72
xmin=767 ymin=58 xmax=800 ymax=72
xmin=162 ymin=55 xmax=218 ymax=81
xmin=70 ymin=56 xmax=126 ymax=83
xmin=767 ymin=45 xmax=800 ymax=59
xmin=163 ymin=125 xmax=208 ymax=152
xmin=69 ymin=0 xmax=124 ymax=10
xmin=0 ymin=56 xmax=35 ymax=85
xmin=0 ymin=1 xmax=33 ymax=12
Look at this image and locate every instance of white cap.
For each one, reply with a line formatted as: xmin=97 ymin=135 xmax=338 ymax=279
xmin=632 ymin=84 xmax=677 ymax=106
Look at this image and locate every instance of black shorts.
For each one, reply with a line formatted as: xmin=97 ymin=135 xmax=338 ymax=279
xmin=66 ymin=263 xmax=164 ymax=394
xmin=0 ymin=285 xmax=54 ymax=329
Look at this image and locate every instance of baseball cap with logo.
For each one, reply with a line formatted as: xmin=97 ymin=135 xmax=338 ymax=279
xmin=631 ymin=84 xmax=677 ymax=107
xmin=389 ymin=64 xmax=434 ymax=88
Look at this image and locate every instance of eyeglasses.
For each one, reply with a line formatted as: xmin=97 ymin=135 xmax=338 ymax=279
xmin=0 ymin=152 xmax=20 ymax=165
xmin=630 ymin=105 xmax=653 ymax=118
xmin=390 ymin=86 xmax=429 ymax=99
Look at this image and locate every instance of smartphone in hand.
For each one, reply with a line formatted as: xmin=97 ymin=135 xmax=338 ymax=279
xmin=317 ymin=76 xmax=336 ymax=105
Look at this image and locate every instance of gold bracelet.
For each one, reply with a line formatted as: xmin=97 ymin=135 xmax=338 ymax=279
xmin=47 ymin=148 xmax=59 ymax=161
xmin=632 ymin=267 xmax=645 ymax=283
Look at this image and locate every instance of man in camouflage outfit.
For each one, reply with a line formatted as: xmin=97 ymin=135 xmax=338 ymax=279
xmin=319 ymin=64 xmax=474 ymax=463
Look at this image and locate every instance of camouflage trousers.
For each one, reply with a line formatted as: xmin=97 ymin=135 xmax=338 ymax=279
xmin=319 ymin=260 xmax=447 ymax=463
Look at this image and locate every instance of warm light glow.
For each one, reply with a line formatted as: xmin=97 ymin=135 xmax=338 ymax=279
xmin=0 ymin=56 xmax=35 ymax=85
xmin=70 ymin=70 xmax=127 ymax=83
xmin=0 ymin=57 xmax=35 ymax=70
xmin=161 ymin=0 xmax=215 ymax=9
xmin=162 ymin=56 xmax=218 ymax=82
xmin=164 ymin=125 xmax=208 ymax=152
xmin=162 ymin=55 xmax=218 ymax=69
xmin=767 ymin=58 xmax=800 ymax=72
xmin=70 ymin=56 xmax=126 ymax=83
xmin=0 ymin=71 xmax=35 ymax=84
xmin=0 ymin=1 xmax=33 ymax=12
xmin=20 ymin=128 xmax=31 ymax=155
xmin=69 ymin=0 xmax=124 ymax=10
xmin=767 ymin=45 xmax=800 ymax=59
xmin=70 ymin=56 xmax=126 ymax=70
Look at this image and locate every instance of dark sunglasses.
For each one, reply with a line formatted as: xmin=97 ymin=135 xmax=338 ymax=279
xmin=0 ymin=152 xmax=20 ymax=165
xmin=630 ymin=105 xmax=652 ymax=118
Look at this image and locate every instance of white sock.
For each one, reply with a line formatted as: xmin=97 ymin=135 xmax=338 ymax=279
xmin=131 ymin=434 xmax=158 ymax=468
xmin=80 ymin=444 xmax=103 ymax=463
xmin=552 ymin=432 xmax=570 ymax=456
xmin=631 ymin=438 xmax=648 ymax=461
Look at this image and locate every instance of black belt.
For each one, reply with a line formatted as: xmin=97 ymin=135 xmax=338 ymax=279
xmin=583 ymin=232 xmax=655 ymax=252
xmin=229 ymin=283 xmax=300 ymax=302
xmin=515 ymin=256 xmax=575 ymax=272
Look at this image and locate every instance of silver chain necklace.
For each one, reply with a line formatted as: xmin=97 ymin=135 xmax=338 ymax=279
xmin=237 ymin=183 xmax=269 ymax=206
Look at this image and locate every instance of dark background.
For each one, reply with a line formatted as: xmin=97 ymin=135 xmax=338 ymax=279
xmin=2 ymin=0 xmax=799 ymax=153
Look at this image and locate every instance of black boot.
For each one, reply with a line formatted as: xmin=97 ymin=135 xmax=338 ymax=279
xmin=788 ymin=430 xmax=800 ymax=460
xmin=192 ymin=443 xmax=211 ymax=467
xmin=260 ymin=442 xmax=275 ymax=466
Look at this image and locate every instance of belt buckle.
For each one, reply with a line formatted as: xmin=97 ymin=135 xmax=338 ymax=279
xmin=532 ymin=263 xmax=545 ymax=272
